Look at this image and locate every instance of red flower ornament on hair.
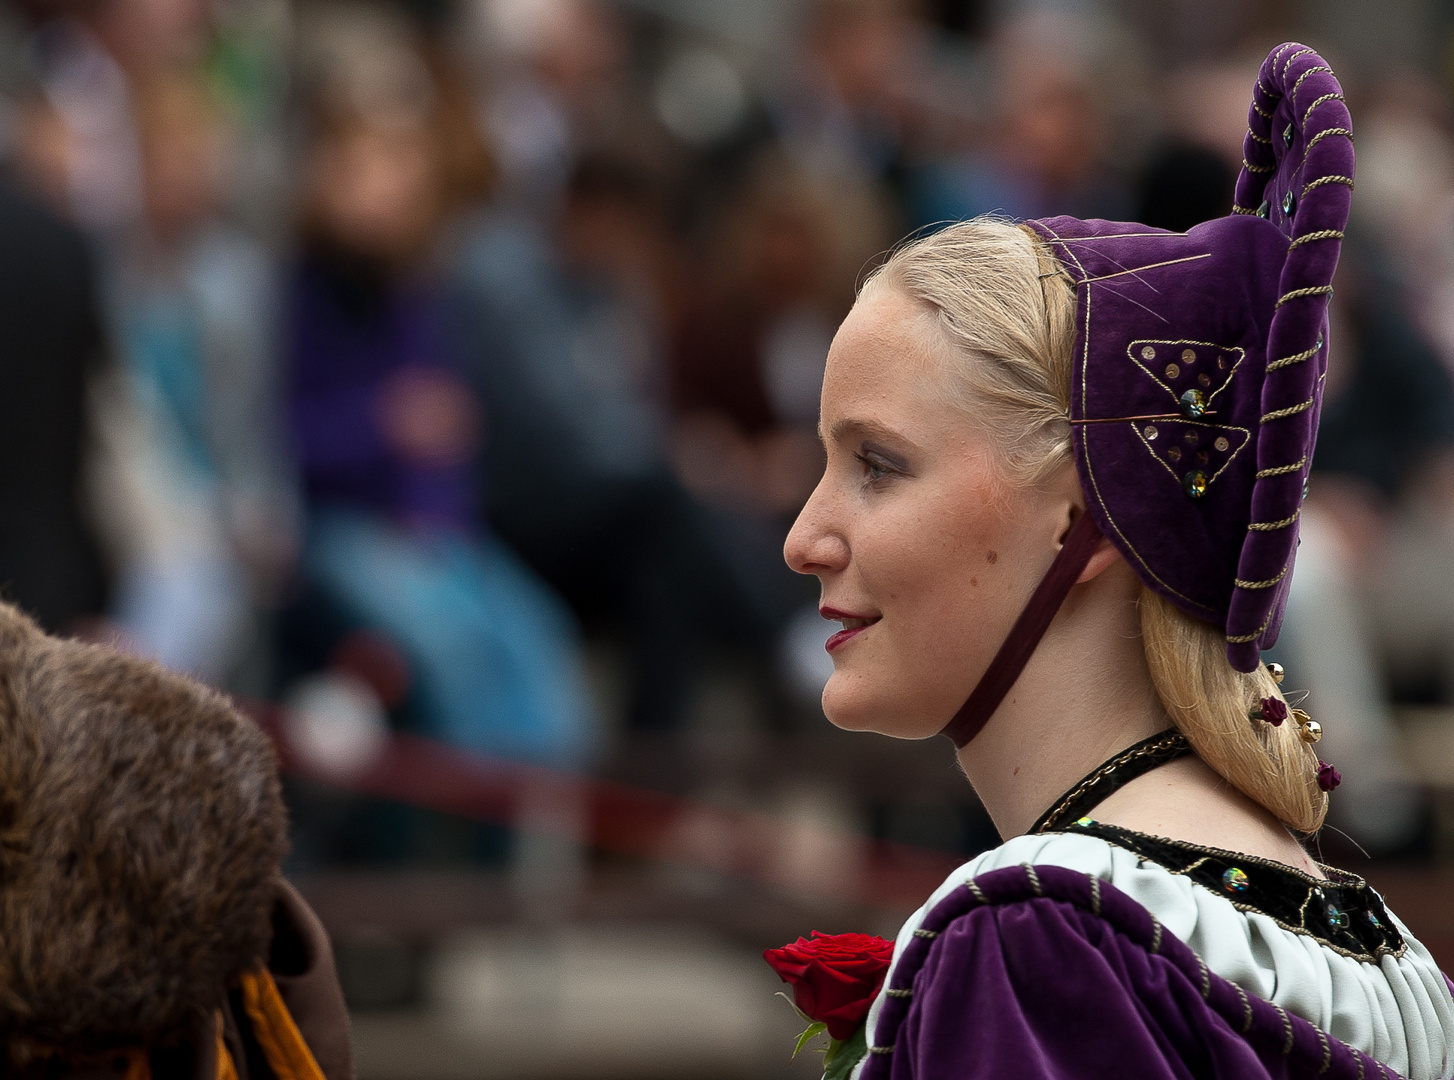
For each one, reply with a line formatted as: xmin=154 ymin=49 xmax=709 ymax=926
xmin=1317 ymin=761 xmax=1342 ymax=792
xmin=1259 ymin=696 xmax=1288 ymax=726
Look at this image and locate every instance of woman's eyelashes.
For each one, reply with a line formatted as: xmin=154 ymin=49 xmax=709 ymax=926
xmin=853 ymin=446 xmax=906 ymax=487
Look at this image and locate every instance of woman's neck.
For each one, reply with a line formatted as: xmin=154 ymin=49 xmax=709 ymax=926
xmin=954 ymin=560 xmax=1322 ymax=877
xmin=954 ymin=560 xmax=1166 ymax=838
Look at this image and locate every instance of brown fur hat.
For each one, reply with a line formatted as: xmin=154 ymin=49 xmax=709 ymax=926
xmin=0 ymin=603 xmax=288 ymax=1052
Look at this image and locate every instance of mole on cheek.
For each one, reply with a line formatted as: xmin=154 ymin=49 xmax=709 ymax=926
xmin=971 ymin=577 xmax=978 ymax=587
xmin=986 ymin=550 xmax=998 ymax=564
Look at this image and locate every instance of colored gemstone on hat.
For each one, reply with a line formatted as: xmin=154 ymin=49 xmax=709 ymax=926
xmin=1222 ymin=867 xmax=1249 ymax=893
xmin=1075 ymin=817 xmax=1094 ymax=827
xmin=1257 ymin=199 xmax=1270 ymax=219
xmin=1367 ymin=911 xmax=1383 ymax=930
xmin=1183 ymin=470 xmax=1209 ymax=499
xmin=1283 ymin=124 xmax=1294 ymax=146
xmin=1283 ymin=190 xmax=1296 ymax=216
xmin=1326 ymin=903 xmax=1349 ymax=929
xmin=1179 ymin=388 xmax=1208 ymax=419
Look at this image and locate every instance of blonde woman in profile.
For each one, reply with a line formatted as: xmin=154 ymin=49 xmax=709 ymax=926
xmin=784 ymin=44 xmax=1454 ymax=1080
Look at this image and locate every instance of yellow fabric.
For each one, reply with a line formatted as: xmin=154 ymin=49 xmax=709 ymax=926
xmin=121 ymin=1047 xmax=151 ymax=1080
xmin=214 ymin=1011 xmax=238 ymax=1080
xmin=237 ymin=968 xmax=327 ymax=1080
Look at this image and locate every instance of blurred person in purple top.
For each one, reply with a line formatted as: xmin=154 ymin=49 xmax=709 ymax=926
xmin=286 ymin=15 xmax=591 ymax=766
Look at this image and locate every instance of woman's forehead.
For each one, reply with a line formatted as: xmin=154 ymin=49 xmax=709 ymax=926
xmin=821 ymin=290 xmax=954 ymax=424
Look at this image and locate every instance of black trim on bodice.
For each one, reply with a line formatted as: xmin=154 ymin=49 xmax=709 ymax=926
xmin=1030 ymin=729 xmax=1193 ymax=834
xmin=1059 ymin=819 xmax=1406 ymax=962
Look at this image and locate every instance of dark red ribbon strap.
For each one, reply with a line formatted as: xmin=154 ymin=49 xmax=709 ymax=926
xmin=939 ymin=510 xmax=1104 ymax=748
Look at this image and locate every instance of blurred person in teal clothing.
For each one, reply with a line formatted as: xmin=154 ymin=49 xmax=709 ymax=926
xmin=92 ymin=69 xmax=296 ymax=686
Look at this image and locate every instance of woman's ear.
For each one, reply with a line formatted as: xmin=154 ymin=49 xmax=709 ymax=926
xmin=1053 ymin=502 xmax=1121 ymax=584
xmin=1076 ymin=530 xmax=1123 ymax=584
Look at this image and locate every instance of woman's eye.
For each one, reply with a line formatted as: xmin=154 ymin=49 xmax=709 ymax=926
xmin=854 ymin=451 xmax=894 ymax=484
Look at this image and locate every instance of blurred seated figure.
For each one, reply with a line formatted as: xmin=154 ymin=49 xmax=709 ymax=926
xmin=0 ymin=165 xmax=109 ymax=633
xmin=909 ymin=9 xmax=1133 ymax=225
xmin=89 ymin=69 xmax=296 ymax=686
xmin=667 ymin=147 xmax=858 ymax=592
xmin=456 ymin=152 xmax=826 ymax=734
xmin=0 ymin=600 xmax=351 ymax=1080
xmin=286 ymin=22 xmax=592 ymax=768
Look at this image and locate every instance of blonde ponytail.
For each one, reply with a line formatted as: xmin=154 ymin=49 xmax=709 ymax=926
xmin=867 ymin=216 xmax=1328 ymax=832
xmin=1139 ymin=588 xmax=1326 ymax=832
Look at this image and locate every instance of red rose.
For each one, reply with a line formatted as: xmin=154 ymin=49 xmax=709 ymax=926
xmin=763 ymin=931 xmax=894 ymax=1041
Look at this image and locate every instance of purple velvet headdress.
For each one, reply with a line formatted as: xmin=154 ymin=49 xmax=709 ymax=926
xmin=1028 ymin=43 xmax=1352 ymax=672
xmin=941 ymin=44 xmax=1351 ymax=746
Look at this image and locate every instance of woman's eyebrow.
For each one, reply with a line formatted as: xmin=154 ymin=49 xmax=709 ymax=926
xmin=825 ymin=416 xmax=915 ymax=448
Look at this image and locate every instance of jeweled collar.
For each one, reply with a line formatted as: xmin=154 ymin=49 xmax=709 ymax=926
xmin=1030 ymin=729 xmax=1192 ymax=834
xmin=1060 ymin=818 xmax=1406 ymax=962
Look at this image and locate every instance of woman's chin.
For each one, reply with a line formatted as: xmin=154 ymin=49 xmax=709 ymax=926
xmin=821 ymin=674 xmax=945 ymax=740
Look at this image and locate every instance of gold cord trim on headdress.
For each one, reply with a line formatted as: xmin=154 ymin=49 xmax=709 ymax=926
xmin=1288 ymin=229 xmax=1344 ymax=250
xmin=1267 ymin=342 xmax=1321 ymax=370
xmin=1227 ymin=608 xmax=1277 ymax=644
xmin=1252 ymin=101 xmax=1274 ymax=119
xmin=1235 ymin=564 xmax=1290 ymax=590
xmin=1248 ymin=509 xmax=1301 ymax=532
xmin=1261 ymin=397 xmax=1314 ymax=423
xmin=1275 ymin=285 xmax=1333 ymax=308
xmin=1243 ymin=159 xmax=1275 ymax=174
xmin=1247 ymin=129 xmax=1272 ymax=145
xmin=1281 ymin=47 xmax=1316 ymax=78
xmin=1305 ymin=127 xmax=1353 ymax=153
xmin=1256 ymin=458 xmax=1307 ymax=478
xmin=1290 ymin=66 xmax=1333 ymax=103
xmin=1302 ymin=174 xmax=1354 ymax=197
xmin=1232 ymin=203 xmax=1258 ymax=215
xmin=1302 ymin=92 xmax=1346 ymax=126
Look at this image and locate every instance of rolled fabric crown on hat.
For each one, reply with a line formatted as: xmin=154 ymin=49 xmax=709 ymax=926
xmin=1024 ymin=42 xmax=1351 ymax=672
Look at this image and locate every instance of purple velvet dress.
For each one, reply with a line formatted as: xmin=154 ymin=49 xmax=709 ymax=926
xmin=859 ymin=858 xmax=1444 ymax=1080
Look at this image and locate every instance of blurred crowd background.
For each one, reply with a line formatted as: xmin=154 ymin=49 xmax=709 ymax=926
xmin=3 ymin=0 xmax=1454 ymax=1075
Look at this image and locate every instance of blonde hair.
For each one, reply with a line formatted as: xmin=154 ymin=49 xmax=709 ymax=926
xmin=863 ymin=218 xmax=1326 ymax=834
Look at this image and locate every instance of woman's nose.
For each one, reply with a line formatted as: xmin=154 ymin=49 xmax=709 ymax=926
xmin=784 ymin=480 xmax=847 ymax=575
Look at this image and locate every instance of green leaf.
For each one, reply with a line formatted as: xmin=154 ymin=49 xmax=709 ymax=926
xmin=823 ymin=1024 xmax=868 ymax=1080
xmin=775 ymin=991 xmax=814 ymax=1026
xmin=792 ymin=1022 xmax=828 ymax=1061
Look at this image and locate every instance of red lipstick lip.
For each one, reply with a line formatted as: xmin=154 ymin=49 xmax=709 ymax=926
xmin=821 ymin=606 xmax=882 ymax=652
xmin=825 ymin=625 xmax=872 ymax=652
xmin=820 ymin=605 xmax=877 ymax=621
